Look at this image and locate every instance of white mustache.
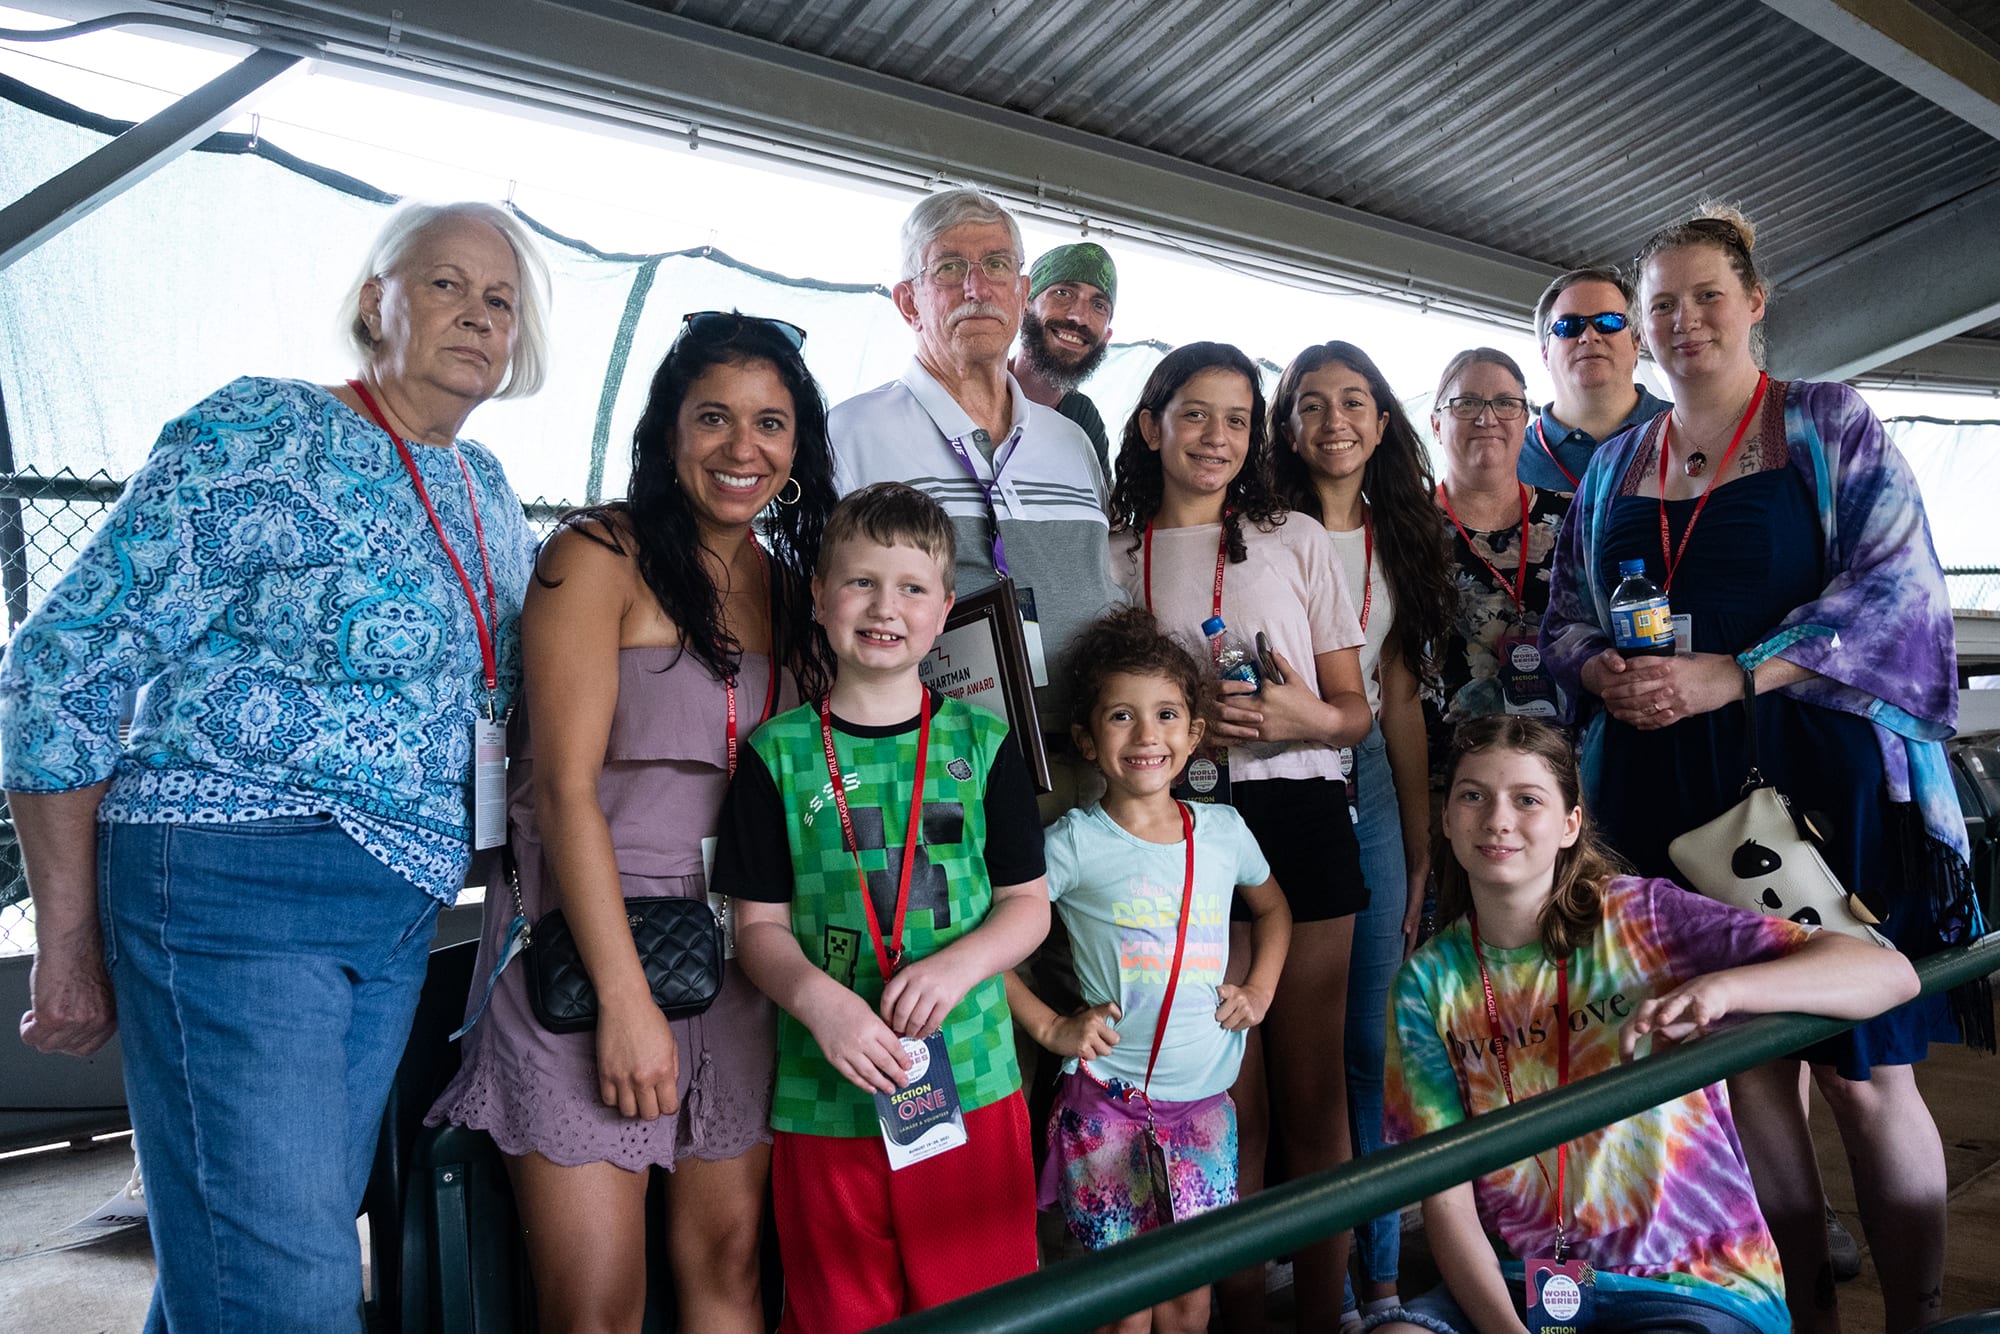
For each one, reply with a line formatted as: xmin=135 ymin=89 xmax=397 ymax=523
xmin=947 ymin=301 xmax=1007 ymax=328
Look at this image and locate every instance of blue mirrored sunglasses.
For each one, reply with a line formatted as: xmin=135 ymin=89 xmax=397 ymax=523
xmin=681 ymin=310 xmax=807 ymax=350
xmin=1548 ymin=312 xmax=1628 ymax=340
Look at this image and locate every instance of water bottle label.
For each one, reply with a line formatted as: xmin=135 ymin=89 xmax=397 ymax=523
xmin=1612 ymin=600 xmax=1674 ymax=651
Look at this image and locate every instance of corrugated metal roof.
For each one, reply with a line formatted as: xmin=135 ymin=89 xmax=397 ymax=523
xmin=653 ymin=0 xmax=2000 ymax=292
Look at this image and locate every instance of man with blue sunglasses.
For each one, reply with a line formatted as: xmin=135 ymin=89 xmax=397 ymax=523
xmin=1519 ymin=268 xmax=1671 ymax=492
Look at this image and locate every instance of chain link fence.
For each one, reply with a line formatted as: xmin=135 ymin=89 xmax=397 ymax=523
xmin=1948 ymin=568 xmax=2000 ymax=614
xmin=0 ymin=473 xmax=582 ymax=956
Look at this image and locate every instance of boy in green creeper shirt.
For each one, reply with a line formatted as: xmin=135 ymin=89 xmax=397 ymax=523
xmin=713 ymin=482 xmax=1051 ymax=1333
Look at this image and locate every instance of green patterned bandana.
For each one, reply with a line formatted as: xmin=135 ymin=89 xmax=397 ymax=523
xmin=1028 ymin=242 xmax=1117 ymax=306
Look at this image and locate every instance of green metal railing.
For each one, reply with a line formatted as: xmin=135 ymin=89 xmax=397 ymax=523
xmin=886 ymin=938 xmax=2000 ymax=1334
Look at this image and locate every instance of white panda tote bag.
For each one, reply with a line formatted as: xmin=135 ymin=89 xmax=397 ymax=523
xmin=1668 ymin=670 xmax=1890 ymax=945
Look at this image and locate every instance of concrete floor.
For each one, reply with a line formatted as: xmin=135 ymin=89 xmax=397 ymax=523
xmin=1808 ymin=1040 xmax=2000 ymax=1332
xmin=0 ymin=1134 xmax=154 ymax=1333
xmin=3 ymin=1044 xmax=1997 ymax=1332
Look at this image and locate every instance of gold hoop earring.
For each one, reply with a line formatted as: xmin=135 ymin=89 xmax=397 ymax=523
xmin=776 ymin=478 xmax=802 ymax=506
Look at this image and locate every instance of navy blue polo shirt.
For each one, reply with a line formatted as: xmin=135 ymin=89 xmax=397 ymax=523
xmin=1518 ymin=384 xmax=1672 ymax=491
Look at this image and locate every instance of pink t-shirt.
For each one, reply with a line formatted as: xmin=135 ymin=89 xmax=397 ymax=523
xmin=1113 ymin=515 xmax=1363 ymax=782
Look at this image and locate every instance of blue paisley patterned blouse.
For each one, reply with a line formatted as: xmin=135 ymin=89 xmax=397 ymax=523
xmin=0 ymin=377 xmax=534 ymax=902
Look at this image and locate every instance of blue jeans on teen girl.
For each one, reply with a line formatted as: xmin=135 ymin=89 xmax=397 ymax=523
xmin=103 ymin=816 xmax=443 ymax=1333
xmin=1344 ymin=720 xmax=1406 ymax=1298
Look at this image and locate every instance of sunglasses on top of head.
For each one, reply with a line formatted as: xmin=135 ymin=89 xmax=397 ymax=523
xmin=1547 ymin=312 xmax=1629 ymax=340
xmin=681 ymin=310 xmax=808 ymax=351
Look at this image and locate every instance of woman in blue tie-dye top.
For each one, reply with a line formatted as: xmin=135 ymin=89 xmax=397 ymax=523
xmin=0 ymin=201 xmax=547 ymax=1332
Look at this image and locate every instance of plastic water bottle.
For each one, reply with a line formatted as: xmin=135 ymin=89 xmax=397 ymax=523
xmin=1203 ymin=616 xmax=1261 ymax=691
xmin=1609 ymin=559 xmax=1675 ymax=657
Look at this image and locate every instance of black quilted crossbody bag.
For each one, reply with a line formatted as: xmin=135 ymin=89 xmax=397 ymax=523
xmin=510 ymin=850 xmax=724 ymax=1033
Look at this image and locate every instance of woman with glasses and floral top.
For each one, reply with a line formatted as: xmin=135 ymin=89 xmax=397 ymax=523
xmin=429 ymin=312 xmax=837 ymax=1334
xmin=1425 ymin=349 xmax=1572 ymax=792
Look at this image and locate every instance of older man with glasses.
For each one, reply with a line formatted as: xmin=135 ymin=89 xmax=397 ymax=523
xmin=831 ymin=187 xmax=1122 ymax=748
xmin=1518 ymin=267 xmax=1672 ymax=492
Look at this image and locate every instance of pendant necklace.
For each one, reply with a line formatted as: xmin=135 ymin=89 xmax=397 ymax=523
xmin=1671 ymin=373 xmax=1768 ymax=480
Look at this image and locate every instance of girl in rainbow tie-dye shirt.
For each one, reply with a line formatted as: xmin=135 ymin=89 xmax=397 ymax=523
xmin=1372 ymin=718 xmax=1918 ymax=1334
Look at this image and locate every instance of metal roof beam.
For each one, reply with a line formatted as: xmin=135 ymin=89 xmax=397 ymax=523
xmin=1757 ymin=0 xmax=2000 ymax=139
xmin=135 ymin=0 xmax=1552 ymax=321
xmin=1856 ymin=336 xmax=2000 ymax=392
xmin=0 ymin=46 xmax=303 ymax=271
xmin=1765 ymin=177 xmax=2000 ymax=381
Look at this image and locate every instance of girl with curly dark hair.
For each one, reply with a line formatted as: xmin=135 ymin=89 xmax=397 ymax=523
xmin=1110 ymin=341 xmax=1372 ymax=1333
xmin=1009 ymin=607 xmax=1292 ymax=1334
xmin=431 ymin=311 xmax=836 ymax=1334
xmin=1270 ymin=340 xmax=1456 ymax=1326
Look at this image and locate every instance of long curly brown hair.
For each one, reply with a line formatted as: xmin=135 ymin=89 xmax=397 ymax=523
xmin=1270 ymin=340 xmax=1454 ymax=677
xmin=1433 ymin=717 xmax=1627 ymax=959
xmin=550 ymin=314 xmax=836 ymax=702
xmin=1108 ymin=342 xmax=1286 ymax=565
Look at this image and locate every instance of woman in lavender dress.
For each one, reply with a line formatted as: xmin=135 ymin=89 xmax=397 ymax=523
xmin=1540 ymin=207 xmax=1981 ymax=1334
xmin=430 ymin=313 xmax=836 ymax=1333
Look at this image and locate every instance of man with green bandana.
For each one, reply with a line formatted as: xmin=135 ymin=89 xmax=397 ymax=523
xmin=1010 ymin=241 xmax=1118 ymax=478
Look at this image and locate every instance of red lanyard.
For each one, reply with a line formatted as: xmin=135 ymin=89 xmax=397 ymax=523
xmin=1469 ymin=916 xmax=1572 ymax=1249
xmin=1085 ymin=801 xmax=1198 ymax=1108
xmin=723 ymin=536 xmax=781 ymax=780
xmin=1142 ymin=802 xmax=1199 ymax=1095
xmin=1657 ymin=373 xmax=1768 ymax=595
xmin=820 ymin=690 xmax=932 ymax=979
xmin=1144 ymin=520 xmax=1232 ymax=668
xmin=349 ymin=379 xmax=498 ymax=701
xmin=1532 ymin=418 xmax=1583 ymax=490
xmin=1141 ymin=521 xmax=1229 ymax=624
xmin=1357 ymin=510 xmax=1374 ymax=632
xmin=1437 ymin=482 xmax=1531 ymax=610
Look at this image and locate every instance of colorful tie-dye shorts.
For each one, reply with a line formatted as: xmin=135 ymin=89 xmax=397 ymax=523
xmin=1036 ymin=1068 xmax=1238 ymax=1250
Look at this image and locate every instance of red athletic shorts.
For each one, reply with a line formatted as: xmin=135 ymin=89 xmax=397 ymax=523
xmin=772 ymin=1091 xmax=1037 ymax=1333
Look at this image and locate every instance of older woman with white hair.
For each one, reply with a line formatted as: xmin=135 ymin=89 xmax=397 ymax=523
xmin=0 ymin=200 xmax=547 ymax=1331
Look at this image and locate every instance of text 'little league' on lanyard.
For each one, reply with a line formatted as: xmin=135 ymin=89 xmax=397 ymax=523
xmin=1658 ymin=373 xmax=1768 ymax=595
xmin=1438 ymin=482 xmax=1531 ymax=610
xmin=351 ymin=378 xmax=499 ymax=709
xmin=1532 ymin=418 xmax=1583 ymax=491
xmin=724 ymin=535 xmax=781 ymax=780
xmin=1469 ymin=915 xmax=1576 ymax=1261
xmin=1143 ymin=514 xmax=1376 ymax=631
xmin=820 ymin=690 xmax=932 ymax=979
xmin=1096 ymin=801 xmax=1197 ymax=1107
xmin=352 ymin=378 xmax=508 ymax=850
xmin=1141 ymin=522 xmax=1230 ymax=637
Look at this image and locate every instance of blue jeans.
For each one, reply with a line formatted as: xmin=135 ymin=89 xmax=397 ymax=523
xmin=1369 ymin=1278 xmax=1766 ymax=1333
xmin=1345 ymin=720 xmax=1406 ymax=1292
xmin=103 ymin=816 xmax=442 ymax=1332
